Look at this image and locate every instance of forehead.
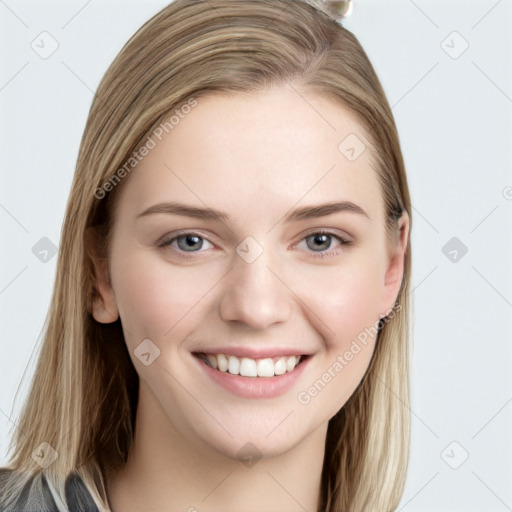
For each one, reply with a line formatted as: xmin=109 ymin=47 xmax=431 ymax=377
xmin=115 ymin=84 xmax=384 ymax=225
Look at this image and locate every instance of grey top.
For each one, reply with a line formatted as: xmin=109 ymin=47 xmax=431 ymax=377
xmin=0 ymin=468 xmax=99 ymax=511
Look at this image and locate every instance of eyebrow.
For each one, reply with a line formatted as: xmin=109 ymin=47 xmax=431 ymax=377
xmin=136 ymin=200 xmax=370 ymax=223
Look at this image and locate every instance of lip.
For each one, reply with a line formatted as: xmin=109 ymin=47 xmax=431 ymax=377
xmin=193 ymin=353 xmax=312 ymax=399
xmin=192 ymin=346 xmax=312 ymax=359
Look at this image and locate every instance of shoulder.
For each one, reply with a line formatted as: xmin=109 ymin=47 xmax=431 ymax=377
xmin=0 ymin=467 xmax=57 ymax=511
xmin=64 ymin=471 xmax=100 ymax=511
xmin=0 ymin=467 xmax=99 ymax=511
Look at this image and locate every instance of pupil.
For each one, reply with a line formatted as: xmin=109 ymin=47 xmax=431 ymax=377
xmin=308 ymin=234 xmax=331 ymax=251
xmin=178 ymin=235 xmax=203 ymax=251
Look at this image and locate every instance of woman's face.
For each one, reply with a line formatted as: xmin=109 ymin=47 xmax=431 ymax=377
xmin=92 ymin=84 xmax=408 ymax=460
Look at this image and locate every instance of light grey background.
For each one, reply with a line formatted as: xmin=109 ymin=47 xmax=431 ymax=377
xmin=1 ymin=1 xmax=511 ymax=510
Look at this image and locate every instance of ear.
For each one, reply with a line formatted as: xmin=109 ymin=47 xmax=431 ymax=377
xmin=85 ymin=227 xmax=119 ymax=324
xmin=379 ymin=211 xmax=410 ymax=318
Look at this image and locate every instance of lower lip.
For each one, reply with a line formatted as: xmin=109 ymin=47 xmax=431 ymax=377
xmin=194 ymin=355 xmax=311 ymax=399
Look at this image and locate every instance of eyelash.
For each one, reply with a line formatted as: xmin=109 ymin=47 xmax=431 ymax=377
xmin=157 ymin=230 xmax=353 ymax=259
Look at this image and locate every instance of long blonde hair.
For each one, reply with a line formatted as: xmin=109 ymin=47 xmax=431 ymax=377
xmin=1 ymin=1 xmax=412 ymax=510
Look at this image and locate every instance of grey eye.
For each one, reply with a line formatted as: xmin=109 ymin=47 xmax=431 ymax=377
xmin=176 ymin=234 xmax=205 ymax=252
xmin=305 ymin=233 xmax=333 ymax=252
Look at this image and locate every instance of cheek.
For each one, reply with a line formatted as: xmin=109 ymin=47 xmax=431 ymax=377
xmin=288 ymin=255 xmax=384 ymax=416
xmin=287 ymin=253 xmax=384 ymax=346
xmin=109 ymin=248 xmax=224 ymax=342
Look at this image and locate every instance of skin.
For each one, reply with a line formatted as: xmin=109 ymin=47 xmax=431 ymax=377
xmin=90 ymin=83 xmax=409 ymax=512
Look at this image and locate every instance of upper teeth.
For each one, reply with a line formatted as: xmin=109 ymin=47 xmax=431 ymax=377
xmin=200 ymin=353 xmax=302 ymax=378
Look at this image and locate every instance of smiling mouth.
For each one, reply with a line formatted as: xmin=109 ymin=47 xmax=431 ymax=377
xmin=193 ymin=352 xmax=308 ymax=378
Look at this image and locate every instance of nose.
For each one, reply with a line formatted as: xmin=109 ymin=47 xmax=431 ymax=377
xmin=219 ymin=250 xmax=292 ymax=330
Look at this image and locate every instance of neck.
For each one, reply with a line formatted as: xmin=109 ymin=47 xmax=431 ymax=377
xmin=106 ymin=382 xmax=327 ymax=512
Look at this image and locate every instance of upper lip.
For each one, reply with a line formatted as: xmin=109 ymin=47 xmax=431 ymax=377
xmin=192 ymin=347 xmax=313 ymax=359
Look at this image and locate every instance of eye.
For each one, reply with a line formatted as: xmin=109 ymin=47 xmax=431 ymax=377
xmin=297 ymin=230 xmax=352 ymax=257
xmin=157 ymin=230 xmax=352 ymax=258
xmin=158 ymin=233 xmax=214 ymax=253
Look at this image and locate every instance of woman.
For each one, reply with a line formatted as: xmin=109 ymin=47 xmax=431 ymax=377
xmin=0 ymin=0 xmax=413 ymax=510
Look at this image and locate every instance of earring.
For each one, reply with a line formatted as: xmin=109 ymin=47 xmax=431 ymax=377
xmin=320 ymin=0 xmax=353 ymax=21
